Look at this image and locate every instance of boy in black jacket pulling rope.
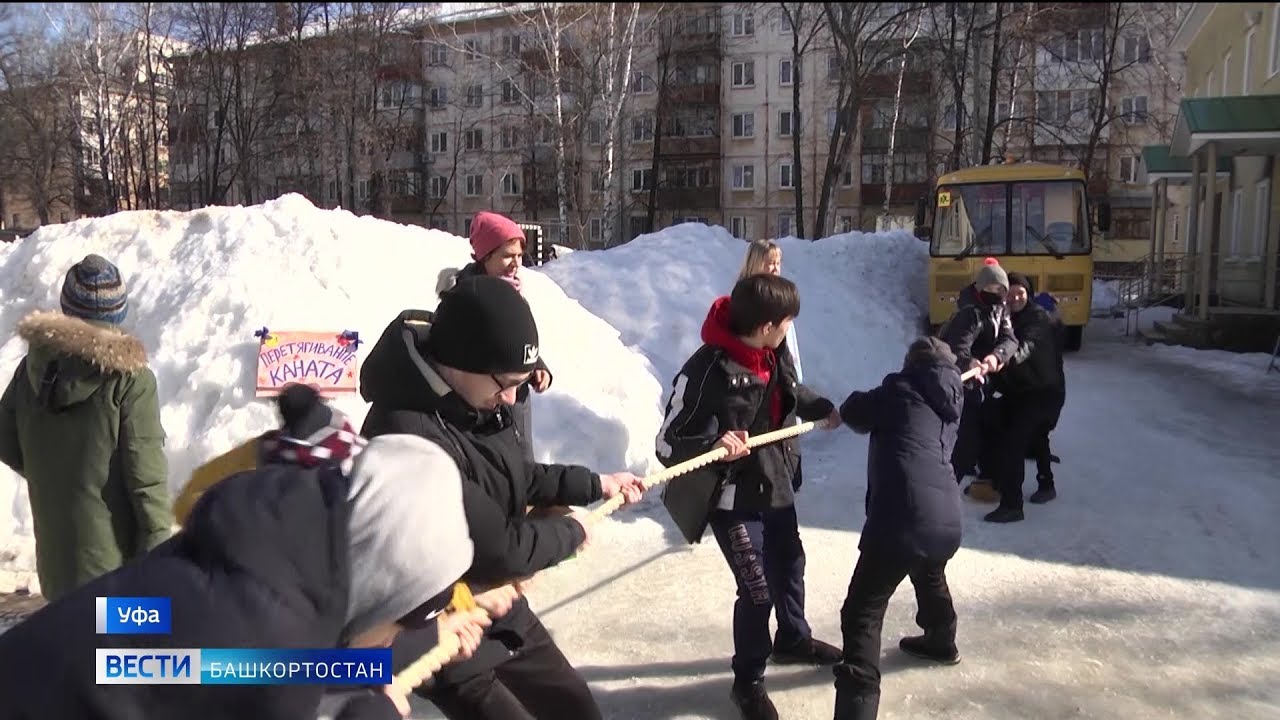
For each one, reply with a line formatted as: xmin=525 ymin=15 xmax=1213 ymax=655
xmin=832 ymin=337 xmax=966 ymax=720
xmin=657 ymin=273 xmax=842 ymax=720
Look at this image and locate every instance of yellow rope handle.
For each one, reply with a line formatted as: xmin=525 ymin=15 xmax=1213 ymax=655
xmin=391 ymin=367 xmax=984 ymax=690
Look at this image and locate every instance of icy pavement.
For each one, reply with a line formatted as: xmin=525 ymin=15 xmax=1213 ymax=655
xmin=404 ymin=325 xmax=1280 ymax=720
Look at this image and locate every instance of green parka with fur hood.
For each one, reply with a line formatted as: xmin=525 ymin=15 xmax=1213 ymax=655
xmin=0 ymin=311 xmax=171 ymax=601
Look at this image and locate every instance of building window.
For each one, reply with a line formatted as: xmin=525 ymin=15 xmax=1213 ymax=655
xmin=591 ymin=170 xmax=604 ymax=192
xmin=841 ymin=161 xmax=854 ymax=187
xmin=838 ymin=215 xmax=854 ymax=233
xmin=430 ymin=132 xmax=448 ymax=154
xmin=777 ymin=213 xmax=794 ymax=238
xmin=731 ymin=163 xmax=755 ymax=190
xmin=429 ymin=86 xmax=448 ymax=108
xmin=632 ymin=115 xmax=654 ymax=142
xmin=630 ymin=71 xmax=656 ymax=94
xmin=779 ymin=162 xmax=794 ymax=189
xmin=589 ymin=217 xmax=603 ymax=243
xmin=732 ymin=112 xmax=755 ymax=138
xmin=827 ymin=53 xmax=840 ymax=80
xmin=429 ymin=176 xmax=448 ymax=199
xmin=501 ymin=173 xmax=521 ymax=196
xmin=465 ymin=84 xmax=484 ymax=107
xmin=1253 ymin=179 xmax=1272 ymax=257
xmin=501 ymin=79 xmax=520 ymax=104
xmin=464 ymin=39 xmax=481 ymax=61
xmin=588 ymin=120 xmax=603 ymax=145
xmin=1121 ymin=96 xmax=1149 ymax=124
xmin=429 ymin=43 xmax=448 ymax=66
xmin=1119 ymin=155 xmax=1139 ymax=184
xmin=465 ymin=129 xmax=484 ymax=151
xmin=731 ymin=60 xmax=756 ymax=87
xmin=1121 ymin=34 xmax=1150 ymax=64
xmin=779 ymin=58 xmax=795 ymax=86
xmin=731 ymin=11 xmax=755 ymax=36
xmin=1271 ymin=4 xmax=1280 ymax=77
xmin=501 ymin=126 xmax=522 ymax=150
xmin=730 ymin=216 xmax=752 ymax=239
xmin=501 ymin=34 xmax=520 ymax=56
xmin=1229 ymin=188 xmax=1245 ymax=257
xmin=779 ymin=110 xmax=795 ymax=137
xmin=629 ymin=215 xmax=651 ymax=239
xmin=631 ymin=168 xmax=652 ymax=192
xmin=465 ymin=174 xmax=483 ymax=196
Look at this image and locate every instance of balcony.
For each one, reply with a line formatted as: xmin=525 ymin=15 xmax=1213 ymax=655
xmin=667 ymin=28 xmax=722 ymax=56
xmin=656 ymin=186 xmax=720 ymax=210
xmin=667 ymin=82 xmax=720 ymax=105
xmin=860 ymin=127 xmax=931 ymax=152
xmin=658 ymin=136 xmax=720 ymax=157
xmin=863 ymin=70 xmax=931 ymax=97
xmin=859 ymin=181 xmax=930 ymax=208
xmin=390 ymin=196 xmax=423 ymax=214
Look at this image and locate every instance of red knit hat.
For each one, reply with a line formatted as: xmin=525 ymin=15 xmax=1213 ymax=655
xmin=982 ymin=257 xmax=1000 ymax=266
xmin=470 ymin=211 xmax=525 ymax=261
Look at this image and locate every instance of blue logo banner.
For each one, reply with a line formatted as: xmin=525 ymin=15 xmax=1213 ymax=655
xmin=95 ymin=597 xmax=171 ymax=635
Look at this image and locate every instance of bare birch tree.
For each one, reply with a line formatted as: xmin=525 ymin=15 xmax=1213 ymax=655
xmin=777 ymin=2 xmax=828 ymax=239
xmin=883 ymin=9 xmax=923 ymax=218
xmin=583 ymin=2 xmax=643 ymax=246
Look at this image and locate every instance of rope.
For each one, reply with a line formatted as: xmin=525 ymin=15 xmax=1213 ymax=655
xmin=390 ymin=365 xmax=982 ymax=690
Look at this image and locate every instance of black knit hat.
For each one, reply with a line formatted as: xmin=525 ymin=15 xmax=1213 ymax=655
xmin=1007 ymin=271 xmax=1035 ymax=295
xmin=425 ymin=274 xmax=541 ymax=374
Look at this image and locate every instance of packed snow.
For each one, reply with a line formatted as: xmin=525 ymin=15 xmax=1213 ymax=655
xmin=4 ymin=199 xmax=1280 ymax=720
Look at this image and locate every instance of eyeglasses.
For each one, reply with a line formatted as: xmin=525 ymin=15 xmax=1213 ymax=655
xmin=491 ymin=372 xmax=532 ymax=394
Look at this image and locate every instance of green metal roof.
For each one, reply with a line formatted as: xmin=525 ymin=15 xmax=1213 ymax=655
xmin=1141 ymin=145 xmax=1231 ymax=174
xmin=1179 ymin=95 xmax=1280 ymax=134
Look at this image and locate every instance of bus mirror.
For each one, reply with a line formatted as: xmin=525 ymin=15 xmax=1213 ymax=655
xmin=914 ymin=196 xmax=927 ymax=227
xmin=1097 ymin=201 xmax=1112 ymax=233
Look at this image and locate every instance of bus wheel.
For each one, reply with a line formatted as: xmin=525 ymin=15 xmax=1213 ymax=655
xmin=1065 ymin=326 xmax=1084 ymax=352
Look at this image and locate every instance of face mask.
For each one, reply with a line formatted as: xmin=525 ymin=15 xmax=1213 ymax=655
xmin=979 ymin=291 xmax=1005 ymax=306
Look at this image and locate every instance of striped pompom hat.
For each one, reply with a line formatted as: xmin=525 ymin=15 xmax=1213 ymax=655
xmin=60 ymin=254 xmax=129 ymax=325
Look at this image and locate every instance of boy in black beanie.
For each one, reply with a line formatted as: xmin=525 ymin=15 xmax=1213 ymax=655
xmin=832 ymin=336 xmax=965 ymax=720
xmin=657 ymin=273 xmax=841 ymax=720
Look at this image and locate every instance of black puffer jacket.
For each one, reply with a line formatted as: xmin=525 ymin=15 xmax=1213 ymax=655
xmin=0 ymin=465 xmax=400 ymax=720
xmin=839 ymin=356 xmax=965 ymax=562
xmin=940 ymin=296 xmax=1018 ymax=371
xmin=995 ymin=302 xmax=1066 ymax=396
xmin=657 ymin=298 xmax=834 ymax=543
xmin=358 ymin=309 xmax=600 ymax=683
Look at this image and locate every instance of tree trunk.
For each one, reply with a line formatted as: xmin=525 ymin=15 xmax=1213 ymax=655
xmin=980 ymin=3 xmax=1005 ymax=165
xmin=790 ymin=31 xmax=806 ymax=239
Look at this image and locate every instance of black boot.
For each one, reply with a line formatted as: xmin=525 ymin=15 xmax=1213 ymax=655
xmin=899 ymin=633 xmax=961 ymax=665
xmin=983 ymin=505 xmax=1024 ymax=523
xmin=1029 ymin=478 xmax=1057 ymax=504
xmin=833 ymin=686 xmax=880 ymax=720
xmin=730 ymin=680 xmax=779 ymax=720
xmin=772 ymin=637 xmax=842 ymax=666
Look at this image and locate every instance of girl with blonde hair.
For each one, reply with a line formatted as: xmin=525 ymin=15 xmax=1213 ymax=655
xmin=738 ymin=239 xmax=802 ymax=382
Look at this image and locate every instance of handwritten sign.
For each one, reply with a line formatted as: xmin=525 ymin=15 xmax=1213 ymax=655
xmin=255 ymin=330 xmax=360 ymax=398
xmin=937 ymin=190 xmax=952 ymax=208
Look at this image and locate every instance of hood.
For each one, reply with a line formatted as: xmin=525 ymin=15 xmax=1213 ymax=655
xmin=343 ymin=434 xmax=473 ymax=639
xmin=17 ymin=310 xmax=148 ymax=409
xmin=182 ymin=462 xmax=352 ymax=642
xmin=700 ymin=296 xmax=775 ymax=377
xmin=956 ymin=283 xmax=979 ymax=309
xmin=901 ymin=361 xmax=964 ymax=423
xmin=359 ymin=309 xmax=493 ymax=430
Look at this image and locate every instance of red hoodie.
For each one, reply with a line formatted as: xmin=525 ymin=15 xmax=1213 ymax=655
xmin=701 ymin=296 xmax=785 ymax=427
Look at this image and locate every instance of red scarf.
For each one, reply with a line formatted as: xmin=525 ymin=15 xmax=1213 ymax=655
xmin=701 ymin=297 xmax=784 ymax=426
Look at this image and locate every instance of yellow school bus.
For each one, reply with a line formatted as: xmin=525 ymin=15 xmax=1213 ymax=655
xmin=914 ymin=161 xmax=1111 ymax=351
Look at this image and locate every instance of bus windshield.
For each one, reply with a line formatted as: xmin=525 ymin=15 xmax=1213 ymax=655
xmin=930 ymin=180 xmax=1089 ymax=258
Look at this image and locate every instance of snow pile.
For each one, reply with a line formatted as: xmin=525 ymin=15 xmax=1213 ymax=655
xmin=541 ymin=223 xmax=930 ymax=401
xmin=0 ymin=195 xmax=662 ymax=581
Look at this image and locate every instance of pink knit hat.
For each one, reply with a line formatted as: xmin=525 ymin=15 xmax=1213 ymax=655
xmin=470 ymin=211 xmax=525 ymax=261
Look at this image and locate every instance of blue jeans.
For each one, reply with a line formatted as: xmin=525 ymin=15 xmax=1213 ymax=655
xmin=710 ymin=505 xmax=812 ymax=684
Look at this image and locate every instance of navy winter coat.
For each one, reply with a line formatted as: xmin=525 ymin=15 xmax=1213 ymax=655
xmin=839 ymin=359 xmax=965 ymax=562
xmin=0 ymin=464 xmax=403 ymax=720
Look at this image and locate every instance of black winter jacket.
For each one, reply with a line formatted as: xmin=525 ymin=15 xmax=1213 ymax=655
xmin=0 ymin=465 xmax=401 ymax=720
xmin=995 ymin=303 xmax=1066 ymax=396
xmin=839 ymin=359 xmax=965 ymax=563
xmin=657 ymin=299 xmax=834 ymax=543
xmin=358 ymin=309 xmax=600 ymax=683
xmin=940 ymin=296 xmax=1019 ymax=372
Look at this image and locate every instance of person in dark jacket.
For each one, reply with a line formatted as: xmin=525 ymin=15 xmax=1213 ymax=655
xmin=0 ymin=254 xmax=172 ymax=602
xmin=831 ymin=336 xmax=965 ymax=720
xmin=939 ymin=261 xmax=1018 ymax=500
xmin=436 ymin=211 xmax=552 ymax=464
xmin=952 ymin=256 xmax=1003 ymax=311
xmin=0 ymin=390 xmax=479 ymax=720
xmin=656 ymin=273 xmax=842 ymax=720
xmin=359 ymin=274 xmax=644 ymax=720
xmin=1025 ymin=291 xmax=1065 ymax=479
xmin=983 ymin=273 xmax=1067 ymax=523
